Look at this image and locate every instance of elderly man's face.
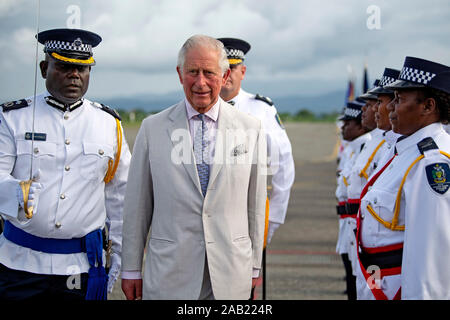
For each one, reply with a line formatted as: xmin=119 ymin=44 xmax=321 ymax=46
xmin=177 ymin=46 xmax=229 ymax=113
xmin=40 ymin=58 xmax=90 ymax=104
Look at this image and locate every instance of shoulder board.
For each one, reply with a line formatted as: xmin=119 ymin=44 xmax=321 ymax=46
xmin=360 ymin=142 xmax=366 ymax=152
xmin=417 ymin=137 xmax=438 ymax=155
xmin=92 ymin=102 xmax=121 ymax=121
xmin=1 ymin=99 xmax=30 ymax=112
xmin=254 ymin=94 xmax=274 ymax=106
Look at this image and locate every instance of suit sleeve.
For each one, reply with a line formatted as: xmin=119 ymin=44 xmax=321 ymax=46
xmin=121 ymin=119 xmax=154 ymax=272
xmin=247 ymin=122 xmax=267 ymax=270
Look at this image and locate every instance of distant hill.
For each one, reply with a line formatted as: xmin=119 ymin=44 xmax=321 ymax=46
xmin=96 ymin=89 xmax=347 ymax=115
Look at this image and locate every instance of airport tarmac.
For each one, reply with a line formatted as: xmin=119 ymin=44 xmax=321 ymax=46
xmin=109 ymin=121 xmax=345 ymax=300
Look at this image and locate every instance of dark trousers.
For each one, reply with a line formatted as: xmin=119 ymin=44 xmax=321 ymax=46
xmin=341 ymin=254 xmax=356 ymax=300
xmin=0 ymin=263 xmax=88 ymax=300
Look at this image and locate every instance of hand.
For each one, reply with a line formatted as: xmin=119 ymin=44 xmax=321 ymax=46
xmin=17 ymin=177 xmax=43 ymax=215
xmin=107 ymin=253 xmax=121 ymax=293
xmin=122 ymin=279 xmax=143 ymax=300
xmin=252 ymin=277 xmax=259 ymax=288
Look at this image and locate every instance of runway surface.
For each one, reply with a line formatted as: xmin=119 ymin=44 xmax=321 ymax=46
xmin=109 ymin=121 xmax=345 ymax=300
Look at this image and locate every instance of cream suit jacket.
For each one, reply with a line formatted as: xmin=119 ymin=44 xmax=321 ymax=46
xmin=121 ymin=99 xmax=267 ymax=299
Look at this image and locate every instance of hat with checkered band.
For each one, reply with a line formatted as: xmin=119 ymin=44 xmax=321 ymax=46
xmin=339 ymin=100 xmax=365 ymax=121
xmin=37 ymin=28 xmax=102 ymax=66
xmin=358 ymin=79 xmax=380 ymax=101
xmin=217 ymin=38 xmax=251 ymax=66
xmin=369 ymin=68 xmax=400 ymax=95
xmin=385 ymin=56 xmax=450 ymax=90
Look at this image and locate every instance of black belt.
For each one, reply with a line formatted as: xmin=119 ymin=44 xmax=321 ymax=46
xmin=359 ymin=248 xmax=403 ymax=270
xmin=336 ymin=204 xmax=346 ymax=215
xmin=345 ymin=202 xmax=360 ymax=215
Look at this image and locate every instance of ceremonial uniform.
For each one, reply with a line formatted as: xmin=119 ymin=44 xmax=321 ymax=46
xmin=356 ymin=57 xmax=450 ymax=300
xmin=334 ymin=100 xmax=369 ymax=299
xmin=217 ymin=37 xmax=294 ymax=243
xmin=0 ymin=92 xmax=130 ymax=274
xmin=226 ymin=89 xmax=295 ymax=227
xmin=0 ymin=28 xmax=131 ymax=300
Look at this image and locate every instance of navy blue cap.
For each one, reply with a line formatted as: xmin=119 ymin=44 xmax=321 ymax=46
xmin=359 ymin=79 xmax=380 ymax=101
xmin=386 ymin=56 xmax=450 ymax=90
xmin=340 ymin=100 xmax=365 ymax=121
xmin=369 ymin=68 xmax=401 ymax=95
xmin=217 ymin=38 xmax=251 ymax=65
xmin=37 ymin=28 xmax=102 ymax=66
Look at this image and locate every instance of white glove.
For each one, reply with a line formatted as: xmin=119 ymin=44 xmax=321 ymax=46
xmin=266 ymin=221 xmax=281 ymax=245
xmin=17 ymin=176 xmax=43 ymax=215
xmin=107 ymin=253 xmax=121 ymax=293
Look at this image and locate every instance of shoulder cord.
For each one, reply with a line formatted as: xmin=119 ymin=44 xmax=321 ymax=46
xmin=367 ymin=150 xmax=450 ymax=231
xmin=104 ymin=118 xmax=122 ymax=183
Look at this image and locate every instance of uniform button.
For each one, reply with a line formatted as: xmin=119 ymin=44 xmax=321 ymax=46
xmin=65 ymin=165 xmax=70 ymax=171
xmin=55 ymin=222 xmax=62 ymax=228
xmin=374 ymin=198 xmax=377 ymax=204
xmin=60 ymin=194 xmax=66 ymax=199
xmin=33 ymin=147 xmax=39 ymax=154
xmin=65 ymin=139 xmax=70 ymax=145
xmin=98 ymin=149 xmax=104 ymax=155
xmin=64 ymin=114 xmax=69 ymax=120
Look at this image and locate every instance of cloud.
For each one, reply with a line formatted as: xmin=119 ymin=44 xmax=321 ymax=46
xmin=0 ymin=0 xmax=449 ymax=102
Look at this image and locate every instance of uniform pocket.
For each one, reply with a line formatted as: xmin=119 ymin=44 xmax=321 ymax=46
xmin=80 ymin=142 xmax=114 ymax=181
xmin=14 ymin=140 xmax=57 ymax=179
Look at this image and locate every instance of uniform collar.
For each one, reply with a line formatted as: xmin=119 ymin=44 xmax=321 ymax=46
xmin=348 ymin=131 xmax=372 ymax=152
xmin=395 ymin=122 xmax=445 ymax=155
xmin=370 ymin=128 xmax=385 ymax=139
xmin=185 ymin=97 xmax=220 ymax=122
xmin=225 ymin=88 xmax=247 ymax=106
xmin=44 ymin=91 xmax=83 ymax=112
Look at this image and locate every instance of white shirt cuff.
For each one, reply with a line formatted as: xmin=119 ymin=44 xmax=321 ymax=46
xmin=121 ymin=270 xmax=142 ymax=279
xmin=252 ymin=268 xmax=260 ymax=278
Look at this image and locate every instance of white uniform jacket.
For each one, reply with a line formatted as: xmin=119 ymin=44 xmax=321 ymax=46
xmin=0 ymin=91 xmax=131 ymax=275
xmin=227 ymin=89 xmax=295 ymax=225
xmin=335 ymin=131 xmax=371 ymax=257
xmin=357 ymin=123 xmax=450 ymax=300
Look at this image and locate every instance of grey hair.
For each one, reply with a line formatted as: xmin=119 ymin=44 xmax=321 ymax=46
xmin=177 ymin=34 xmax=229 ymax=75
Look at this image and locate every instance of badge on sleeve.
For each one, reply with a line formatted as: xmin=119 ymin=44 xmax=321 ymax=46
xmin=426 ymin=163 xmax=450 ymax=194
xmin=275 ymin=113 xmax=285 ymax=130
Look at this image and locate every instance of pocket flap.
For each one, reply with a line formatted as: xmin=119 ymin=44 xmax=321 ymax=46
xmin=82 ymin=142 xmax=114 ymax=158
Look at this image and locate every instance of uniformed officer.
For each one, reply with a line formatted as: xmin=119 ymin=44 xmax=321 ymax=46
xmin=0 ymin=28 xmax=131 ymax=300
xmin=335 ymin=99 xmax=371 ymax=300
xmin=356 ymin=56 xmax=450 ymax=300
xmin=217 ymin=38 xmax=295 ymax=244
xmin=347 ymin=71 xmax=401 ymax=217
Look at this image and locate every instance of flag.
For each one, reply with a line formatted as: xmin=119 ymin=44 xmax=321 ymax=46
xmin=363 ymin=62 xmax=369 ymax=94
xmin=345 ymin=78 xmax=355 ymax=102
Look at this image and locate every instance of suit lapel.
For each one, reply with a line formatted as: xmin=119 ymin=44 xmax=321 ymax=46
xmin=208 ymin=100 xmax=235 ymax=189
xmin=167 ymin=101 xmax=203 ymax=196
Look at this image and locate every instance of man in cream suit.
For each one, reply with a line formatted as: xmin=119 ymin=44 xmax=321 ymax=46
xmin=121 ymin=35 xmax=267 ymax=300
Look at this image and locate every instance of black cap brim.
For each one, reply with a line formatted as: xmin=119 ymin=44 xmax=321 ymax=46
xmin=369 ymin=86 xmax=395 ymax=95
xmin=384 ymin=79 xmax=426 ymax=90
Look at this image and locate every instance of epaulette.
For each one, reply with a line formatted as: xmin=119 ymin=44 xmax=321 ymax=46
xmin=1 ymin=99 xmax=30 ymax=112
xmin=417 ymin=137 xmax=438 ymax=154
xmin=254 ymin=94 xmax=274 ymax=106
xmin=92 ymin=102 xmax=121 ymax=121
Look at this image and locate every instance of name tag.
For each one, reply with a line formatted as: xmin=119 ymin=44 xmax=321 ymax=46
xmin=25 ymin=132 xmax=47 ymax=141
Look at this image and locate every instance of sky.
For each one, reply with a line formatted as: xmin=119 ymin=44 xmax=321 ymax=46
xmin=1 ymin=0 xmax=450 ymax=104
